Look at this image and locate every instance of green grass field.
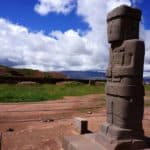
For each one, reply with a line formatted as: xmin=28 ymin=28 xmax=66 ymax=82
xmin=0 ymin=83 xmax=150 ymax=103
xmin=0 ymin=82 xmax=105 ymax=103
xmin=145 ymin=84 xmax=150 ymax=91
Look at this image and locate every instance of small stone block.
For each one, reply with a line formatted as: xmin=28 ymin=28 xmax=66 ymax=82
xmin=74 ymin=117 xmax=88 ymax=134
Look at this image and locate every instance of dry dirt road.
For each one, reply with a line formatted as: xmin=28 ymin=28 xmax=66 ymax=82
xmin=0 ymin=94 xmax=150 ymax=150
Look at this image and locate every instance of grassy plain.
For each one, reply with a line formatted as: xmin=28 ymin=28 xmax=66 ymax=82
xmin=0 ymin=82 xmax=105 ymax=103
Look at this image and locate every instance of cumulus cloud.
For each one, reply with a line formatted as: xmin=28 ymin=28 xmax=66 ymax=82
xmin=107 ymin=0 xmax=131 ymax=11
xmin=142 ymin=29 xmax=150 ymax=71
xmin=34 ymin=0 xmax=75 ymax=15
xmin=0 ymin=18 xmax=93 ymax=71
xmin=0 ymin=0 xmax=150 ymax=72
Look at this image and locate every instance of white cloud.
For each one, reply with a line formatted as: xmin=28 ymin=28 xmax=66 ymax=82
xmin=142 ymin=29 xmax=150 ymax=71
xmin=0 ymin=0 xmax=150 ymax=73
xmin=0 ymin=18 xmax=93 ymax=71
xmin=34 ymin=0 xmax=75 ymax=15
xmin=107 ymin=0 xmax=131 ymax=11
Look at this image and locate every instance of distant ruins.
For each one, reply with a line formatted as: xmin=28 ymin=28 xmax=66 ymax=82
xmin=63 ymin=5 xmax=150 ymax=150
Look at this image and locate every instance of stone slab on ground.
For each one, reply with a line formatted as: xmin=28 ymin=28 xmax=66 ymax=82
xmin=63 ymin=133 xmax=106 ymax=150
xmin=63 ymin=133 xmax=150 ymax=150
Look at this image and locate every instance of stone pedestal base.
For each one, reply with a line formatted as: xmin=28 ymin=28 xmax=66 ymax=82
xmin=96 ymin=132 xmax=148 ymax=150
xmin=63 ymin=134 xmax=106 ymax=150
xmin=63 ymin=133 xmax=150 ymax=150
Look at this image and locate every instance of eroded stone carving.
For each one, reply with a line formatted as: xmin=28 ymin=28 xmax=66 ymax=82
xmin=96 ymin=5 xmax=148 ymax=149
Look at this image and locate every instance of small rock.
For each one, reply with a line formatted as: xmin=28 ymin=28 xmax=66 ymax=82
xmin=7 ymin=128 xmax=14 ymax=132
xmin=87 ymin=111 xmax=92 ymax=114
xmin=42 ymin=119 xmax=54 ymax=123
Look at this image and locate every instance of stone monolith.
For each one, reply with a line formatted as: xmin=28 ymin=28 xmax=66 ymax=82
xmin=95 ymin=5 xmax=148 ymax=150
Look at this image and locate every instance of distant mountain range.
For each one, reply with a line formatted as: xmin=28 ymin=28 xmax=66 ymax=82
xmin=0 ymin=65 xmax=150 ymax=83
xmin=62 ymin=71 xmax=106 ymax=80
xmin=0 ymin=65 xmax=67 ymax=79
xmin=144 ymin=77 xmax=150 ymax=83
xmin=62 ymin=70 xmax=150 ymax=83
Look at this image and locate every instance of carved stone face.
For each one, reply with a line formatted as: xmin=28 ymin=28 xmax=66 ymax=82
xmin=107 ymin=18 xmax=122 ymax=43
xmin=107 ymin=5 xmax=141 ymax=43
xmin=107 ymin=17 xmax=139 ymax=43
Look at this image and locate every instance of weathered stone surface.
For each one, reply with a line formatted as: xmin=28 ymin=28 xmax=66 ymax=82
xmin=63 ymin=134 xmax=106 ymax=150
xmin=107 ymin=5 xmax=141 ymax=42
xmin=100 ymin=5 xmax=145 ymax=141
xmin=74 ymin=117 xmax=88 ymax=134
xmin=96 ymin=5 xmax=149 ymax=149
xmin=63 ymin=133 xmax=149 ymax=150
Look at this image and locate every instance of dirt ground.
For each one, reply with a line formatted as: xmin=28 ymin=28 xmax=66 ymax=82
xmin=0 ymin=94 xmax=150 ymax=150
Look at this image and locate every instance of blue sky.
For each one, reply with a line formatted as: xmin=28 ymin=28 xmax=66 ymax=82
xmin=0 ymin=0 xmax=150 ymax=75
xmin=0 ymin=0 xmax=149 ymax=32
xmin=135 ymin=0 xmax=150 ymax=29
xmin=0 ymin=0 xmax=89 ymax=33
